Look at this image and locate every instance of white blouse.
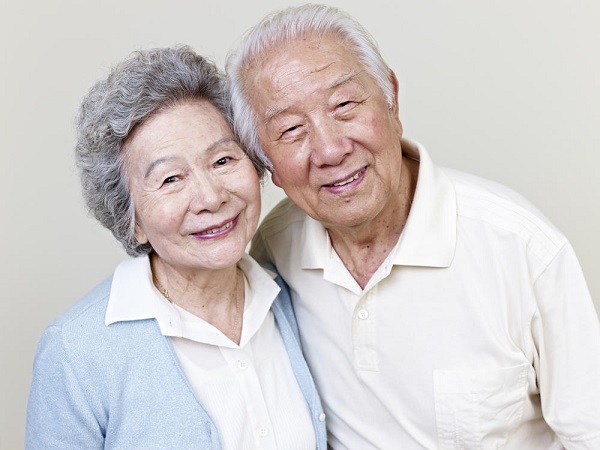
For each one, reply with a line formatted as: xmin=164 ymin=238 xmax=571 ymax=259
xmin=105 ymin=254 xmax=316 ymax=450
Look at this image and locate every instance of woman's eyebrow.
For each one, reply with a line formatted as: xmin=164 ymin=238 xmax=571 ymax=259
xmin=144 ymin=137 xmax=238 ymax=178
xmin=204 ymin=137 xmax=237 ymax=154
xmin=144 ymin=156 xmax=174 ymax=179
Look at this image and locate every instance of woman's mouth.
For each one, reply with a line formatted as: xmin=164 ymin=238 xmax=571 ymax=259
xmin=198 ymin=221 xmax=233 ymax=235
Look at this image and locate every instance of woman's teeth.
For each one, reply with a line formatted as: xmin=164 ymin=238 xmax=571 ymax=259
xmin=200 ymin=221 xmax=232 ymax=235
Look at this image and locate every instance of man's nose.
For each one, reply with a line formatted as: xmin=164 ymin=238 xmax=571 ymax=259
xmin=309 ymin=119 xmax=351 ymax=167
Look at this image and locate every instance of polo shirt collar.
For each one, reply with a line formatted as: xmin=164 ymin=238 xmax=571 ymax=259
xmin=299 ymin=138 xmax=456 ymax=270
xmin=394 ymin=138 xmax=456 ymax=267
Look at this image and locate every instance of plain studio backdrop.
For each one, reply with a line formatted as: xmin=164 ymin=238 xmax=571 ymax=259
xmin=1 ymin=0 xmax=598 ymax=447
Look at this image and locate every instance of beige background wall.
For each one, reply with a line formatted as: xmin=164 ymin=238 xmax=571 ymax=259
xmin=1 ymin=1 xmax=598 ymax=448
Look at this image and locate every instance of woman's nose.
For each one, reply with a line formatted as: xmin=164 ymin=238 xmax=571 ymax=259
xmin=187 ymin=175 xmax=230 ymax=214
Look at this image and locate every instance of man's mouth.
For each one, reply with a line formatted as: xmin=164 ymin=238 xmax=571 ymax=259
xmin=327 ymin=168 xmax=365 ymax=187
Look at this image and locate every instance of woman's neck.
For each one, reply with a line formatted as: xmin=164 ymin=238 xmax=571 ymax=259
xmin=150 ymin=256 xmax=245 ymax=344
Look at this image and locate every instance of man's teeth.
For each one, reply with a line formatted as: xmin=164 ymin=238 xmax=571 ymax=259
xmin=333 ymin=170 xmax=361 ymax=187
xmin=200 ymin=221 xmax=232 ymax=235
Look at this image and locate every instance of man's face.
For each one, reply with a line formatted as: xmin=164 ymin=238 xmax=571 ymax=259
xmin=245 ymin=33 xmax=404 ymax=231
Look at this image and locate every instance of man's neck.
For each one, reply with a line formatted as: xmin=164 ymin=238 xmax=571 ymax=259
xmin=327 ymin=155 xmax=419 ymax=289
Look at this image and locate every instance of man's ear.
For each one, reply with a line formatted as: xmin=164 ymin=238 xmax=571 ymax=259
xmin=389 ymin=70 xmax=400 ymax=115
xmin=388 ymin=70 xmax=403 ymax=136
xmin=271 ymin=170 xmax=283 ymax=188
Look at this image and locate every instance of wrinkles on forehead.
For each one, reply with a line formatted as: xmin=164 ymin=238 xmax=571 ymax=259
xmin=242 ymin=30 xmax=352 ymax=87
xmin=262 ymin=68 xmax=362 ymax=125
xmin=242 ymin=32 xmax=365 ymax=125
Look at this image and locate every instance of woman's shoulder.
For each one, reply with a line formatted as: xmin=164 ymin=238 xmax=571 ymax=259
xmin=48 ymin=276 xmax=113 ymax=330
xmin=35 ymin=277 xmax=116 ymax=367
xmin=36 ymin=274 xmax=165 ymax=373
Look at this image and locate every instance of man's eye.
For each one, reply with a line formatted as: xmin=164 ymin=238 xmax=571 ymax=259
xmin=163 ymin=175 xmax=178 ymax=184
xmin=334 ymin=100 xmax=362 ymax=118
xmin=280 ymin=125 xmax=302 ymax=139
xmin=337 ymin=100 xmax=361 ymax=111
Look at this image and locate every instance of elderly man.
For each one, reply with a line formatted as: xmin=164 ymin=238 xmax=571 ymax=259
xmin=227 ymin=4 xmax=600 ymax=449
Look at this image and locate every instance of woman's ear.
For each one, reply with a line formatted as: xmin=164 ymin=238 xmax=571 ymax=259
xmin=134 ymin=222 xmax=149 ymax=245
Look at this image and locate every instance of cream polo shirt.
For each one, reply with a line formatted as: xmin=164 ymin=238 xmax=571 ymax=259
xmin=251 ymin=139 xmax=600 ymax=450
xmin=105 ymin=254 xmax=316 ymax=450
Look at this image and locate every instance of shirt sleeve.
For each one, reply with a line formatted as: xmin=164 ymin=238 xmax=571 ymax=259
xmin=26 ymin=324 xmax=104 ymax=449
xmin=532 ymin=243 xmax=600 ymax=448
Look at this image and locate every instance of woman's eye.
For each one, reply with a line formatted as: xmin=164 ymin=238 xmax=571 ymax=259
xmin=215 ymin=157 xmax=231 ymax=167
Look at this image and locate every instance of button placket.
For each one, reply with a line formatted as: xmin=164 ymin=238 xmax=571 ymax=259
xmin=220 ymin=347 xmax=278 ymax=448
xmin=352 ymin=287 xmax=378 ymax=371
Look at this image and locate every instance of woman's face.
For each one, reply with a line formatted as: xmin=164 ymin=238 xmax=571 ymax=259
xmin=124 ymin=100 xmax=261 ymax=275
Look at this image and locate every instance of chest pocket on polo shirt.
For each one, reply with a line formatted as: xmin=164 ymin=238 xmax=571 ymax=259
xmin=433 ymin=363 xmax=529 ymax=449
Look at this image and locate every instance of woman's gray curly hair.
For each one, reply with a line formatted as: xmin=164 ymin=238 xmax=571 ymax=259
xmin=75 ymin=46 xmax=264 ymax=257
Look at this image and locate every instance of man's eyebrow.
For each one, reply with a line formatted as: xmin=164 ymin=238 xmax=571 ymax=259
xmin=143 ymin=137 xmax=237 ymax=179
xmin=263 ymin=70 xmax=361 ymax=124
xmin=264 ymin=105 xmax=286 ymax=124
xmin=330 ymin=70 xmax=360 ymax=89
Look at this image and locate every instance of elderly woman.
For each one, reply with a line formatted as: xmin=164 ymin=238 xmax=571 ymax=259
xmin=26 ymin=46 xmax=326 ymax=449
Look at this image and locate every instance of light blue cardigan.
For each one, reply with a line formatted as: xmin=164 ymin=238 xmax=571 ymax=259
xmin=26 ymin=272 xmax=327 ymax=449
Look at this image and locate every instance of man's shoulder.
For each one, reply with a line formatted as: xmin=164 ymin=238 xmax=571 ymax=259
xmin=251 ymin=197 xmax=315 ymax=265
xmin=257 ymin=197 xmax=308 ymax=239
xmin=443 ymin=167 xmax=567 ymax=250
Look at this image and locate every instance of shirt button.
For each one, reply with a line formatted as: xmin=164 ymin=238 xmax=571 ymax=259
xmin=237 ymin=360 xmax=248 ymax=370
xmin=259 ymin=427 xmax=269 ymax=437
xmin=358 ymin=309 xmax=369 ymax=320
xmin=319 ymin=413 xmax=326 ymax=422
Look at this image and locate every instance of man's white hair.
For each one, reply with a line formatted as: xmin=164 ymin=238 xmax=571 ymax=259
xmin=226 ymin=3 xmax=394 ymax=171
